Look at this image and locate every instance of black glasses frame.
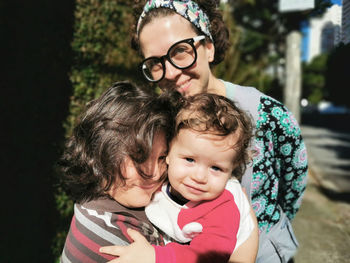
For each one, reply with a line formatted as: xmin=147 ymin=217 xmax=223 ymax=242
xmin=140 ymin=35 xmax=206 ymax=83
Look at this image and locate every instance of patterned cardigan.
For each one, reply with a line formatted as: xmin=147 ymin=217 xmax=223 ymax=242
xmin=224 ymin=81 xmax=308 ymax=233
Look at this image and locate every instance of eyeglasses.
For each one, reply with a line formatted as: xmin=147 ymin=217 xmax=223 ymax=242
xmin=140 ymin=35 xmax=205 ymax=83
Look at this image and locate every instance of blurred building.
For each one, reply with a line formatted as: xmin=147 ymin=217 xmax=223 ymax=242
xmin=302 ymin=1 xmax=343 ymax=62
xmin=342 ymin=0 xmax=350 ymax=43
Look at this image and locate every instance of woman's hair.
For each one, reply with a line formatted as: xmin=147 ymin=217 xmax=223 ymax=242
xmin=131 ymin=0 xmax=230 ymax=65
xmin=174 ymin=92 xmax=254 ymax=180
xmin=60 ymin=81 xmax=175 ymax=203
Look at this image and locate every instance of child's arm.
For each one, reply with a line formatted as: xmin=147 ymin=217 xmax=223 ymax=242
xmin=99 ymin=228 xmax=156 ymax=263
xmin=228 ymin=205 xmax=259 ymax=263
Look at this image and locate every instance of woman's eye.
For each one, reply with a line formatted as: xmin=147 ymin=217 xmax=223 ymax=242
xmin=185 ymin=157 xmax=194 ymax=163
xmin=171 ymin=45 xmax=191 ymax=58
xmin=151 ymin=63 xmax=162 ymax=72
xmin=174 ymin=47 xmax=186 ymax=54
xmin=159 ymin=156 xmax=166 ymax=161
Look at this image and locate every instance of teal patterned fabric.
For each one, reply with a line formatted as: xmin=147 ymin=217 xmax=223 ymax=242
xmin=137 ymin=0 xmax=213 ymax=41
xmin=224 ymin=81 xmax=308 ymax=234
xmin=252 ymin=96 xmax=308 ymax=232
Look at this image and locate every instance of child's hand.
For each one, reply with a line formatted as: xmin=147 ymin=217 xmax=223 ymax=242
xmin=99 ymin=228 xmax=155 ymax=263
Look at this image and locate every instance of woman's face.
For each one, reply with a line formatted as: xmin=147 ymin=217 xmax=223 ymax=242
xmin=139 ymin=14 xmax=215 ymax=97
xmin=109 ymin=132 xmax=167 ymax=208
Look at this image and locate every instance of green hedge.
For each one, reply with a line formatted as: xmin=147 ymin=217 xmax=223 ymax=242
xmin=65 ymin=0 xmax=144 ymax=135
xmin=53 ymin=0 xmax=142 ymax=259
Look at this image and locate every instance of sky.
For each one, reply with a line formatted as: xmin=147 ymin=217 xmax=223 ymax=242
xmin=221 ymin=0 xmax=342 ymax=6
xmin=331 ymin=0 xmax=342 ymax=6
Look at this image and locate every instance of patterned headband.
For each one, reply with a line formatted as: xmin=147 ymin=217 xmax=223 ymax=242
xmin=137 ymin=0 xmax=213 ymax=41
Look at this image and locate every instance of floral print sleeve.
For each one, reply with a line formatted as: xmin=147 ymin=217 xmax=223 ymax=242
xmin=252 ymin=96 xmax=308 ymax=232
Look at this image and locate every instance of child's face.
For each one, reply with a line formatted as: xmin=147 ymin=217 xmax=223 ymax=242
xmin=109 ymin=132 xmax=168 ymax=208
xmin=166 ymin=129 xmax=239 ymax=202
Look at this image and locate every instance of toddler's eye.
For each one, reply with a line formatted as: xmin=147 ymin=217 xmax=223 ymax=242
xmin=211 ymin=166 xmax=222 ymax=172
xmin=185 ymin=157 xmax=194 ymax=163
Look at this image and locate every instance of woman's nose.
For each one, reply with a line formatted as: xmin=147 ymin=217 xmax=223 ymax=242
xmin=164 ymin=60 xmax=182 ymax=80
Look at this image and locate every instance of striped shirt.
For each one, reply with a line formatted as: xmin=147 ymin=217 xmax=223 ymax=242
xmin=61 ymin=197 xmax=164 ymax=263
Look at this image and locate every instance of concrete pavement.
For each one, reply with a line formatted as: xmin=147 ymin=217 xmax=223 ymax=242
xmin=301 ymin=125 xmax=350 ymax=194
xmin=292 ymin=122 xmax=350 ymax=263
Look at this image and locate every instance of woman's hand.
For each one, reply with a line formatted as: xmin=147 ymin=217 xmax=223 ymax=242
xmin=99 ymin=228 xmax=155 ymax=263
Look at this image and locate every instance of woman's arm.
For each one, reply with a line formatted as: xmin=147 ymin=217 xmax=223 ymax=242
xmin=262 ymin=97 xmax=308 ymax=220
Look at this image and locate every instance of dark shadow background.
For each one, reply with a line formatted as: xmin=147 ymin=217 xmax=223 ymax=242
xmin=0 ymin=1 xmax=75 ymax=261
xmin=302 ymin=112 xmax=350 ymax=204
xmin=302 ymin=113 xmax=350 ymax=133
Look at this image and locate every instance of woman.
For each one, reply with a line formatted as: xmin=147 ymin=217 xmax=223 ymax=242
xmin=60 ymin=81 xmax=175 ymax=262
xmin=128 ymin=1 xmax=308 ymax=262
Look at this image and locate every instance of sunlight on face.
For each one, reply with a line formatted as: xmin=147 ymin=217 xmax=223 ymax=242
xmin=139 ymin=14 xmax=215 ymax=97
xmin=166 ymin=129 xmax=239 ymax=202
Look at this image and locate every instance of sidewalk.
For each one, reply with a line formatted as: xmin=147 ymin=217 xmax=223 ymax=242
xmin=293 ymin=169 xmax=350 ymax=262
xmin=301 ymin=125 xmax=350 ymax=194
xmin=292 ymin=124 xmax=350 ymax=263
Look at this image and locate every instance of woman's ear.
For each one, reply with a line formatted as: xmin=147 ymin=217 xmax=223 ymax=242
xmin=206 ymin=41 xmax=215 ymax=63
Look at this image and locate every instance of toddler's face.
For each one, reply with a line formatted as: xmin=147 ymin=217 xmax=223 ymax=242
xmin=166 ymin=129 xmax=239 ymax=202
